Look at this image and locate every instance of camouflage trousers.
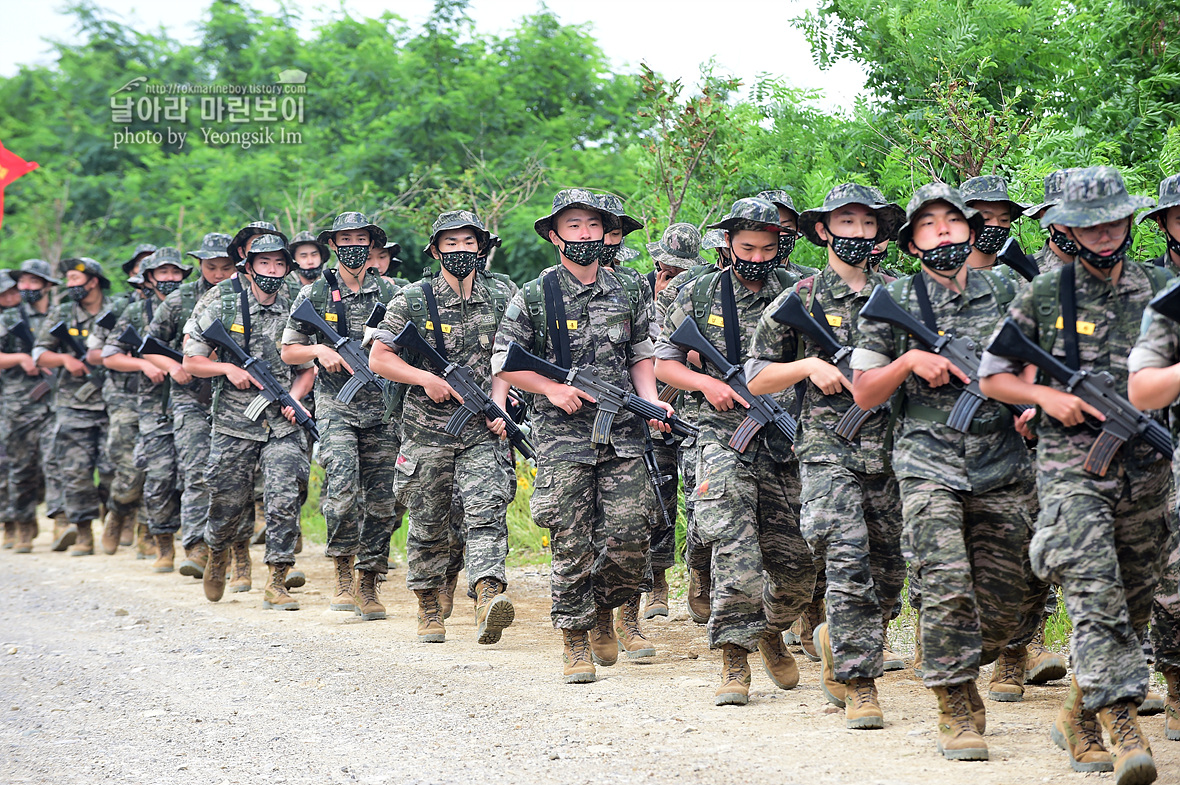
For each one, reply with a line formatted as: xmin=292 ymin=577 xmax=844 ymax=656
xmin=173 ymin=409 xmax=211 ymax=550
xmin=105 ymin=405 xmax=144 ymax=519
xmin=42 ymin=417 xmax=65 ymax=520
xmin=204 ymin=430 xmax=309 ymax=565
xmin=1031 ymin=460 xmax=1170 ymax=709
xmin=1151 ymin=518 xmax=1180 ymax=672
xmin=682 ymin=440 xmax=709 ymax=571
xmin=649 ymin=436 xmax=679 ymax=572
xmin=55 ymin=407 xmax=112 ymax=524
xmin=532 ymin=449 xmax=654 ymax=629
xmin=6 ymin=410 xmax=55 ymax=524
xmin=694 ymin=440 xmax=815 ymax=652
xmin=446 ymin=485 xmax=466 ymax=578
xmin=398 ymin=437 xmax=514 ymax=593
xmin=134 ymin=422 xmax=181 ymax=537
xmin=800 ymin=462 xmax=903 ymax=680
xmin=900 ymin=477 xmax=1031 ymax=687
xmin=321 ymin=414 xmax=402 ymax=574
xmin=0 ymin=437 xmax=9 ymax=523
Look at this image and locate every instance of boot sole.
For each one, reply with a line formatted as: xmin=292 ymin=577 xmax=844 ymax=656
xmin=330 ymin=602 xmax=357 ymax=612
xmin=1050 ymin=720 xmax=1114 ymax=772
xmin=263 ymin=601 xmax=300 ymax=610
xmin=714 ymin=692 xmax=749 ymax=706
xmin=477 ymin=596 xmax=515 ymax=645
xmin=13 ymin=546 xmax=32 ymax=554
xmin=153 ymin=565 xmax=175 ymax=573
xmin=229 ymin=584 xmax=251 ymax=593
xmin=784 ymin=630 xmax=801 ymax=646
xmin=591 ymin=652 xmax=619 ymax=667
xmin=643 ymin=605 xmax=669 ymax=620
xmin=883 ymin=657 xmax=906 ymax=672
xmin=51 ymin=531 xmax=77 ymax=552
xmin=938 ymin=742 xmax=989 ymax=761
xmin=418 ymin=633 xmax=446 ymax=643
xmin=847 ymin=714 xmax=885 ymax=730
xmin=1025 ymin=660 xmax=1068 ymax=684
xmin=564 ymin=671 xmax=596 ymax=684
xmin=1113 ymin=752 xmax=1156 ymax=785
xmin=687 ymin=606 xmax=710 ymax=625
xmin=801 ymin=645 xmax=821 ymax=662
xmin=1138 ymin=698 xmax=1164 ymax=716
xmin=988 ymin=689 xmax=1024 ymax=702
xmin=284 ymin=571 xmax=306 ymax=589
xmin=1167 ymin=726 xmax=1180 ymax=742
xmin=177 ymin=561 xmax=206 ymax=578
xmin=356 ymin=610 xmax=386 ymax=621
xmin=69 ymin=550 xmax=94 ymax=557
xmin=101 ymin=543 xmax=118 ymax=555
xmin=619 ymin=642 xmax=657 ymax=659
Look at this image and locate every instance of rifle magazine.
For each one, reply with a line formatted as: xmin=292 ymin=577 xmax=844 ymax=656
xmin=728 ymin=416 xmax=761 ymax=454
xmin=1083 ymin=431 xmax=1124 ymax=477
xmin=244 ymin=394 xmax=270 ymax=421
xmin=946 ymin=391 xmax=984 ymax=433
xmin=335 ymin=377 xmax=362 ymax=404
xmin=834 ymin=406 xmax=874 ymax=441
xmin=591 ymin=409 xmax=615 ymax=445
xmin=445 ymin=406 xmax=475 ymax=437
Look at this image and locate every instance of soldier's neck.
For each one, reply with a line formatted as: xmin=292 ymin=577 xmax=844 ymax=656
xmin=440 ymin=269 xmax=475 ymax=300
xmin=337 ymin=264 xmax=364 ymax=292
xmin=81 ymin=292 xmax=104 ymax=315
xmin=560 ymin=258 xmax=598 ymax=286
xmin=826 ymin=254 xmax=868 ymax=292
xmin=967 ymin=249 xmax=998 ymax=270
xmin=1079 ymin=258 xmax=1121 ymax=286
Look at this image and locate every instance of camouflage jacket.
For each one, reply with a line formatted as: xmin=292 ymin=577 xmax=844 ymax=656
xmin=1034 ymin=242 xmax=1068 ymax=276
xmin=34 ymin=298 xmax=108 ymax=413
xmin=747 ymin=265 xmax=891 ymax=473
xmin=852 ymin=268 xmax=1030 ymax=493
xmin=654 ymin=268 xmax=794 ymax=464
xmin=376 ymin=273 xmax=515 ymax=448
xmin=87 ymin=290 xmax=140 ymax=407
xmin=1129 ymin=280 xmax=1180 ymax=479
xmin=103 ymin=295 xmax=171 ymax=434
xmin=148 ymin=277 xmax=213 ymax=413
xmin=283 ymin=270 xmax=397 ymax=429
xmin=0 ymin=304 xmax=52 ymax=423
xmin=979 ymin=261 xmax=1171 ymax=476
xmin=492 ymin=263 xmax=655 ymax=464
xmin=1152 ymin=252 xmax=1180 ymax=276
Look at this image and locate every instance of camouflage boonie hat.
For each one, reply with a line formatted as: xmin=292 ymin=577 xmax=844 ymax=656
xmin=18 ymin=258 xmax=60 ymax=285
xmin=228 ymin=221 xmax=289 ymax=263
xmin=1024 ymin=168 xmax=1080 ymax=218
xmin=317 ymin=212 xmax=387 ymax=249
xmin=707 ymin=197 xmax=782 ymax=233
xmin=63 ymin=257 xmax=112 ymax=289
xmin=140 ymin=246 xmax=194 ymax=278
xmin=959 ymin=175 xmax=1030 ymax=221
xmin=701 ymin=229 xmax=728 ymax=250
xmin=1040 ymin=166 xmax=1155 ymax=230
xmin=187 ymin=232 xmax=234 ymax=261
xmin=1137 ymin=173 xmax=1180 ymax=225
xmin=384 ymin=240 xmax=402 ymax=258
xmin=127 ymin=274 xmax=144 ymax=289
xmin=286 ymin=231 xmax=330 ymax=264
xmin=123 ymin=243 xmax=157 ymax=274
xmin=646 ymin=223 xmax=706 ymax=270
xmin=421 ymin=210 xmax=491 ymax=256
xmin=797 ymin=183 xmax=905 ymax=247
xmin=534 ymin=188 xmax=607 ymax=242
xmin=596 ymin=193 xmax=644 ymax=236
xmin=755 ymin=190 xmax=799 ymax=222
xmin=897 ymin=182 xmax=985 ymax=257
xmin=243 ymin=234 xmax=294 ymax=268
xmin=0 ymin=270 xmax=17 ymax=293
xmin=614 ymin=245 xmax=639 ymax=263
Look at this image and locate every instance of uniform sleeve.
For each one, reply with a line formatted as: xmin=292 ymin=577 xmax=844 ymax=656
xmin=1128 ymin=309 xmax=1180 ymax=373
xmin=101 ymin=308 xmax=136 ymax=358
xmin=652 ymin=288 xmax=691 ymax=364
xmin=280 ymin=286 xmax=316 ymax=346
xmin=746 ymin=289 xmax=798 ymax=382
xmin=978 ymin=284 xmax=1038 ymax=378
xmin=371 ymin=289 xmax=413 ymax=352
xmin=627 ymin=283 xmax=656 ymax=365
xmin=33 ymin=306 xmax=60 ymax=358
xmin=491 ymin=290 xmax=534 ymax=375
xmin=850 ymin=308 xmax=897 ymax=372
xmin=183 ymin=302 xmax=218 ymax=358
xmin=148 ymin=293 xmax=179 ymax=343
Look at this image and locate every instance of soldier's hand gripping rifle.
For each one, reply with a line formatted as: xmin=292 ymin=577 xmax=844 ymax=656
xmin=291 ymin=299 xmax=387 ymax=404
xmin=10 ymin=319 xmax=52 ymax=401
xmin=48 ymin=320 xmax=101 ymax=401
xmin=200 ymin=318 xmax=319 ymax=442
xmin=393 ymin=321 xmax=536 ymax=461
xmin=499 ymin=341 xmax=698 ymax=444
xmin=859 ymin=287 xmax=1030 ymax=432
xmin=771 ymin=292 xmax=882 ymax=440
xmin=987 ymin=317 xmax=1173 ymax=475
xmin=667 ymin=316 xmax=797 ymax=452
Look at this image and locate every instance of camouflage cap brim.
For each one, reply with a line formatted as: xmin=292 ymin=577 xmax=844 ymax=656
xmin=227 ymin=223 xmax=289 ymax=263
xmin=645 ymin=240 xmax=705 ymax=270
xmin=421 ymin=212 xmax=491 ymax=256
xmin=122 ymin=243 xmax=158 ymax=274
xmin=614 ymin=245 xmax=640 ymax=263
xmin=17 ymin=259 xmax=60 ymax=285
xmin=317 ymin=223 xmax=387 ymax=250
xmin=140 ymin=247 xmax=194 ymax=278
xmin=533 ymin=193 xmax=607 ymax=243
xmin=1137 ymin=174 xmax=1180 ymax=225
xmin=0 ymin=271 xmax=17 ymax=293
xmin=1041 ymin=193 xmax=1156 ymax=229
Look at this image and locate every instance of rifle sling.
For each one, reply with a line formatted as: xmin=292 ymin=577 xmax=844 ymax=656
xmin=231 ymin=275 xmax=251 ymax=352
xmin=911 ymin=272 xmax=940 ymax=334
xmin=543 ymin=270 xmax=571 ymax=370
xmin=720 ymin=270 xmax=741 ymax=366
xmin=322 ymin=268 xmax=351 ymax=340
xmin=421 ymin=281 xmax=447 ymax=359
xmin=1060 ymin=262 xmax=1081 ymax=371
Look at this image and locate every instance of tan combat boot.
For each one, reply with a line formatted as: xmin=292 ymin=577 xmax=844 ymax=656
xmin=1051 ymin=676 xmax=1113 ymax=772
xmin=590 ymin=605 xmax=618 ymax=666
xmin=50 ymin=517 xmax=76 ymax=552
xmin=1097 ymin=701 xmax=1156 ymax=785
xmin=178 ymin=542 xmax=209 ymax=579
xmin=203 ymin=548 xmax=230 ymax=602
xmin=616 ymin=595 xmax=656 ymax=659
xmin=119 ymin=517 xmax=133 ymax=547
xmin=329 ymin=555 xmax=356 ymax=611
xmin=151 ymin=534 xmax=175 ymax=572
xmin=965 ymin=678 xmax=987 ymax=734
xmin=1025 ymin=618 xmax=1068 ymax=684
xmin=1163 ymin=667 xmax=1180 ymax=742
xmin=933 ymin=683 xmax=989 ymax=760
xmin=715 ymin=644 xmax=752 ymax=706
xmin=845 ymin=677 xmax=885 ymax=730
xmin=988 ymin=645 xmax=1027 ymax=702
xmin=228 ymin=540 xmax=251 ymax=592
xmin=414 ymin=588 xmax=446 ymax=642
xmin=264 ymin=565 xmax=300 ymax=610
xmin=644 ymin=570 xmax=669 ymax=619
xmin=795 ymin=598 xmax=824 ymax=662
xmin=912 ymin=610 xmax=924 ymax=672
xmin=757 ymin=630 xmax=799 ymax=690
xmin=135 ymin=522 xmax=154 ymax=559
xmin=561 ymin=629 xmax=596 ymax=684
xmin=284 ymin=565 xmax=306 ymax=589
xmin=815 ymin=621 xmax=846 ymax=707
xmin=69 ymin=522 xmax=94 ymax=556
xmin=99 ymin=511 xmax=124 ymax=555
xmin=355 ymin=570 xmax=386 ymax=621
xmin=882 ymin=621 xmax=905 ymax=671
xmin=687 ymin=567 xmax=710 ymax=625
xmin=14 ymin=521 xmax=35 ymax=554
xmin=4 ymin=521 xmax=16 ymax=549
xmin=439 ymin=572 xmax=459 ymax=620
xmin=474 ymin=577 xmax=514 ymax=645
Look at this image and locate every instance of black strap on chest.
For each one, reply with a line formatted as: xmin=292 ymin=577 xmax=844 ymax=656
xmin=543 ymin=270 xmax=571 ymax=369
xmin=144 ymin=294 xmax=154 ymax=326
xmin=231 ymin=275 xmax=251 ymax=351
xmin=911 ymin=272 xmax=939 ymax=333
xmin=1059 ymin=262 xmax=1081 ymax=370
xmin=806 ymin=275 xmax=841 ymax=343
xmin=420 ymin=281 xmax=448 ymax=360
xmin=321 ymin=268 xmax=350 ymax=340
xmin=719 ymin=270 xmax=742 ymax=364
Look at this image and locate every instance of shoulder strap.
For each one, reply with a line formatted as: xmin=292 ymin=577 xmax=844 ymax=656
xmin=420 ymin=282 xmax=447 ymax=358
xmin=320 ymin=269 xmax=350 ymax=339
xmin=911 ymin=272 xmax=939 ymax=333
xmin=543 ymin=270 xmax=571 ymax=369
xmin=1032 ymin=270 xmax=1060 ymax=353
xmin=690 ymin=269 xmax=720 ymax=327
xmin=1139 ymin=262 xmax=1171 ymax=295
xmin=523 ymin=278 xmax=547 ymax=355
xmin=1060 ymin=263 xmax=1080 ymax=370
xmin=480 ymin=272 xmax=509 ymax=327
xmin=719 ymin=270 xmax=741 ymax=364
xmin=229 ymin=275 xmax=250 ymax=351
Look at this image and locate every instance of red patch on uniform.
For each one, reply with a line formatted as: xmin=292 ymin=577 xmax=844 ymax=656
xmin=697 ymin=480 xmax=708 ymax=495
xmin=397 ymin=455 xmax=406 ymax=464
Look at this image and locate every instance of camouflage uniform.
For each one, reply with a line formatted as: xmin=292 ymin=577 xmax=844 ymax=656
xmin=854 ymin=184 xmax=1033 ymax=687
xmin=757 ymin=189 xmax=812 ymax=278
xmin=979 ymin=167 xmax=1168 ymax=710
xmin=1025 ymin=169 xmax=1081 ymax=277
xmin=185 ymin=271 xmax=311 ymax=566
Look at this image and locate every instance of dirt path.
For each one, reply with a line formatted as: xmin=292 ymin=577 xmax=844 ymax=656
xmin=2 ymin=529 xmax=1177 ymax=785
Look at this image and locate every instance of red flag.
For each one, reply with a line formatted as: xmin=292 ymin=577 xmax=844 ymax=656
xmin=0 ymin=140 xmax=40 ymax=232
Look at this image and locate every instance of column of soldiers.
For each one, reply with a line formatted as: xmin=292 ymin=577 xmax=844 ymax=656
xmin=5 ymin=165 xmax=1180 ymax=785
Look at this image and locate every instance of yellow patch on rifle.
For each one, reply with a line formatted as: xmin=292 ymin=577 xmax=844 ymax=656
xmin=707 ymin=314 xmax=724 ymax=327
xmin=1054 ymin=317 xmax=1095 ymax=335
xmin=325 ymin=313 xmax=338 ymax=322
xmin=826 ymin=315 xmax=843 ymax=328
xmin=565 ymin=320 xmax=578 ymax=330
xmin=230 ymin=323 xmax=245 ymax=334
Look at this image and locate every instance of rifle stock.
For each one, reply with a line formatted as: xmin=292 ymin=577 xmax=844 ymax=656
xmin=139 ymin=334 xmax=183 ymax=364
xmin=999 ymin=238 xmax=1039 ymax=282
xmin=11 ymin=320 xmax=36 ymax=353
xmin=116 ymin=325 xmax=144 ymax=356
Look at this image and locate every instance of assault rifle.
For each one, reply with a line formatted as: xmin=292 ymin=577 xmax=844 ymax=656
xmin=200 ymin=318 xmax=319 ymax=442
xmin=392 ymin=321 xmax=536 ymax=461
xmin=770 ymin=292 xmax=882 ymax=440
xmin=48 ymin=320 xmax=99 ymax=401
xmin=998 ymin=237 xmax=1039 ymax=283
xmin=859 ymin=287 xmax=1030 ymax=432
xmin=291 ymin=299 xmax=387 ymax=404
xmin=988 ymin=317 xmax=1173 ymax=475
xmin=139 ymin=334 xmax=184 ymax=364
xmin=96 ymin=310 xmax=118 ymax=332
xmin=641 ymin=422 xmax=675 ymax=533
xmin=667 ymin=316 xmax=797 ymax=452
xmin=500 ymin=341 xmax=698 ymax=443
xmin=10 ymin=319 xmax=51 ymax=401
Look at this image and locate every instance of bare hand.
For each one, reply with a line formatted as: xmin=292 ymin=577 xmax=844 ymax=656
xmin=169 ymin=365 xmax=193 ymax=385
xmin=141 ymin=363 xmax=166 ymax=385
xmin=701 ymin=376 xmax=749 ymax=412
xmin=1014 ymin=407 xmax=1037 ymax=440
xmin=807 ymin=358 xmax=852 ymax=396
xmin=316 ymin=345 xmax=353 ymax=375
xmin=906 ymin=350 xmax=971 ymax=389
xmin=422 ymin=375 xmax=462 ymax=405
xmin=547 ymin=385 xmax=595 ymax=415
xmin=225 ymin=364 xmax=259 ymax=391
xmin=1039 ymin=388 xmax=1105 ymax=428
xmin=63 ymin=356 xmax=88 ymax=377
xmin=486 ymin=416 xmax=507 ymax=437
xmin=647 ymin=399 xmax=675 ymax=434
xmin=19 ymin=356 xmax=39 ymax=376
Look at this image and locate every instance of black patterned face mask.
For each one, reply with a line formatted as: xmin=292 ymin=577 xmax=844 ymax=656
xmin=557 ymin=235 xmax=604 ymax=266
xmin=154 ymin=280 xmax=181 ymax=298
xmin=919 ymin=241 xmax=972 ymax=272
xmin=335 ymin=245 xmax=370 ymax=270
xmin=867 ymin=251 xmax=886 ymax=269
xmin=67 ymin=285 xmax=89 ymax=302
xmin=598 ymin=243 xmax=621 ymax=265
xmin=1076 ymin=232 xmax=1132 ymax=270
xmin=1165 ymin=231 xmax=1180 ymax=258
xmin=440 ymin=250 xmax=479 ymax=278
xmin=829 ymin=234 xmax=876 ymax=266
xmin=300 ymin=265 xmax=323 ymax=281
xmin=777 ymin=232 xmax=797 ymax=260
xmin=974 ymin=225 xmax=1010 ymax=255
xmin=253 ymin=273 xmax=285 ymax=295
xmin=1050 ymin=227 xmax=1079 ymax=256
xmin=20 ymin=289 xmax=43 ymax=305
xmin=730 ymin=244 xmax=779 ymax=282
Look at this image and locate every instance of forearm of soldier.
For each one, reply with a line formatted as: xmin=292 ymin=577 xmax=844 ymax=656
xmin=85 ymin=348 xmax=104 ymax=366
xmin=654 ymin=357 xmax=714 ymax=394
xmin=36 ymin=350 xmax=68 ymax=369
xmin=368 ymin=341 xmax=433 ymax=387
xmin=101 ymin=352 xmax=141 ymax=374
xmin=491 ymin=375 xmax=510 ymax=411
xmin=746 ymin=359 xmax=822 ymax=396
xmin=853 ymin=361 xmax=911 ymax=409
xmin=1129 ymin=366 xmax=1180 ymax=411
xmin=0 ymin=352 xmax=32 ymax=370
xmin=145 ymin=353 xmax=181 ymax=374
xmin=496 ymin=369 xmax=565 ymax=399
xmin=977 ymin=371 xmax=1043 ymax=407
xmin=184 ymin=354 xmax=230 ymax=379
xmin=290 ymin=367 xmax=316 ymax=401
xmin=280 ymin=342 xmax=319 ymax=367
xmin=628 ymin=358 xmax=660 ymax=401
